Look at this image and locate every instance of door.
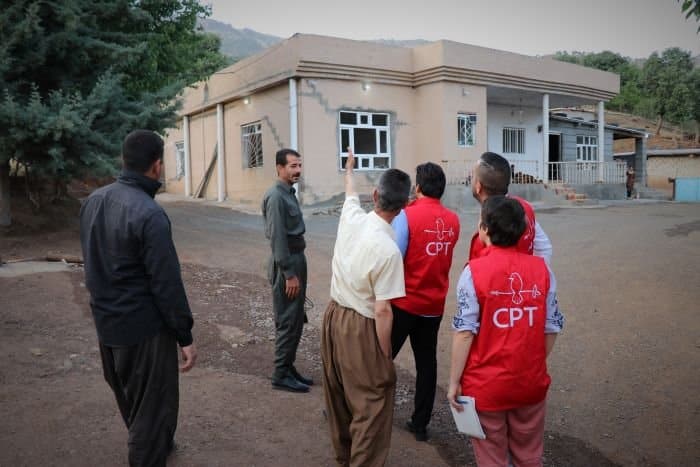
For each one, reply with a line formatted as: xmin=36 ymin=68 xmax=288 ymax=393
xmin=548 ymin=133 xmax=562 ymax=182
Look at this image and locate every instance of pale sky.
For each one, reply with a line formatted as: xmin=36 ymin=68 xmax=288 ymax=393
xmin=206 ymin=0 xmax=699 ymax=58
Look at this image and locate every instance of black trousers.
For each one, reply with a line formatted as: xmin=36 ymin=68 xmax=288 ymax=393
xmin=100 ymin=330 xmax=179 ymax=467
xmin=270 ymin=252 xmax=307 ymax=380
xmin=391 ymin=305 xmax=442 ymax=430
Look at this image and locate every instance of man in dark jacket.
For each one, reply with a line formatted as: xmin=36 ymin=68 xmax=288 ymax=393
xmin=80 ymin=129 xmax=196 ymax=467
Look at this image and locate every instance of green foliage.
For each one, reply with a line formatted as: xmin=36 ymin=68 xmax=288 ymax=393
xmin=679 ymin=0 xmax=700 ymax=32
xmin=553 ymin=51 xmax=642 ymax=112
xmin=640 ymin=48 xmax=695 ymax=123
xmin=691 ymin=68 xmax=700 ymax=122
xmin=0 ymin=0 xmax=227 ymax=186
xmin=554 ymin=48 xmax=699 ymax=130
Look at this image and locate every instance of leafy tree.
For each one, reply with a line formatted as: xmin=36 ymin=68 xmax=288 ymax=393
xmin=679 ymin=0 xmax=700 ymax=32
xmin=689 ymin=68 xmax=700 ymax=142
xmin=553 ymin=51 xmax=585 ymax=65
xmin=553 ymin=48 xmax=699 ymax=130
xmin=553 ymin=50 xmax=643 ymax=112
xmin=0 ymin=0 xmax=228 ymax=226
xmin=640 ymin=48 xmax=695 ymax=134
xmin=581 ymin=51 xmax=629 ymax=73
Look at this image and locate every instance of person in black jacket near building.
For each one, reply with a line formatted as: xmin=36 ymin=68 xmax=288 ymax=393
xmin=80 ymin=129 xmax=197 ymax=467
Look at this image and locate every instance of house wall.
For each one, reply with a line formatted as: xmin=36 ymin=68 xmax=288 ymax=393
xmin=163 ymin=123 xmax=185 ymax=193
xmin=223 ymin=85 xmax=290 ymax=206
xmin=296 ymin=79 xmax=488 ymax=204
xmin=550 ymin=121 xmax=614 ymax=163
xmin=445 ymin=83 xmax=488 ymax=163
xmin=297 ymin=78 xmax=416 ymax=204
xmin=188 ymin=109 xmax=219 ymax=200
xmin=163 ymin=85 xmax=290 ymax=206
xmin=487 ymin=104 xmax=543 ymax=176
xmin=165 ymin=77 xmax=491 ymax=205
xmin=647 ymin=156 xmax=700 ymax=190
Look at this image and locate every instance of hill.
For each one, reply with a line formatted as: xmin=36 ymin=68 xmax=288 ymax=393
xmin=599 ymin=108 xmax=699 ymax=151
xmin=201 ymin=19 xmax=430 ymax=61
xmin=201 ymin=19 xmax=282 ymax=61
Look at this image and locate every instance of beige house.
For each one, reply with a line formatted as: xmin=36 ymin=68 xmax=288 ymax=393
xmin=163 ymin=34 xmax=619 ymax=207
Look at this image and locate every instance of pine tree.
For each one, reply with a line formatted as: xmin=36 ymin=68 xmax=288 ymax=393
xmin=0 ymin=0 xmax=228 ymax=226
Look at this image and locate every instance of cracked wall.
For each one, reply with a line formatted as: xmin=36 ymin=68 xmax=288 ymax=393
xmin=298 ymin=78 xmax=487 ymax=205
xmin=164 ymin=77 xmax=490 ymax=207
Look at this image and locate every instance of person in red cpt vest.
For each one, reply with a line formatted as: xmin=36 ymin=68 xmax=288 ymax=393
xmin=469 ymin=152 xmax=552 ymax=264
xmin=391 ymin=162 xmax=460 ymax=441
xmin=448 ymin=195 xmax=564 ymax=467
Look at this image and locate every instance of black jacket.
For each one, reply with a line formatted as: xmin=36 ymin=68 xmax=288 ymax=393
xmin=80 ymin=170 xmax=193 ymax=347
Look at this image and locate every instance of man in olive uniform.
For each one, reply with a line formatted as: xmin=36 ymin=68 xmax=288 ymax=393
xmin=262 ymin=148 xmax=312 ymax=393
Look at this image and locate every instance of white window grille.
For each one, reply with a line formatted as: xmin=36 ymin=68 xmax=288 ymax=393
xmin=502 ymin=127 xmax=525 ymax=154
xmin=576 ymin=135 xmax=598 ymax=162
xmin=338 ymin=111 xmax=391 ymax=170
xmin=242 ymin=122 xmax=263 ymax=168
xmin=457 ymin=113 xmax=477 ymax=147
xmin=174 ymin=141 xmax=185 ymax=179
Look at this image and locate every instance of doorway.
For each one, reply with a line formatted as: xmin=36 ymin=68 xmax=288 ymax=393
xmin=548 ymin=133 xmax=562 ymax=182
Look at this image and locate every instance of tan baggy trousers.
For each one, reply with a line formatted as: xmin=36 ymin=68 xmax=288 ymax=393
xmin=321 ymin=300 xmax=397 ymax=467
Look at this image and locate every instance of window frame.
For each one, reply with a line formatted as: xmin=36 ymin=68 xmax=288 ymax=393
xmin=576 ymin=135 xmax=598 ymax=162
xmin=241 ymin=121 xmax=263 ymax=168
xmin=338 ymin=110 xmax=391 ymax=171
xmin=502 ymin=127 xmax=526 ymax=154
xmin=457 ymin=113 xmax=477 ymax=147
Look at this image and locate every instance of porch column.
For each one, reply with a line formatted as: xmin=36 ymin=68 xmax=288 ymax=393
xmin=542 ymin=94 xmax=549 ymax=181
xmin=289 ymin=78 xmax=298 ymax=150
xmin=597 ymin=101 xmax=605 ymax=182
xmin=635 ymin=135 xmax=648 ymax=187
xmin=216 ymin=103 xmax=226 ymax=202
xmin=289 ymin=78 xmax=299 ymax=199
xmin=183 ymin=115 xmax=191 ymax=197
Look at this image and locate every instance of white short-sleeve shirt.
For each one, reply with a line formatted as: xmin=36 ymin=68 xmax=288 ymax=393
xmin=330 ymin=195 xmax=406 ymax=319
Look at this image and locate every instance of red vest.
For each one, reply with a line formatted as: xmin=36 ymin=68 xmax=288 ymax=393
xmin=391 ymin=197 xmax=460 ymax=316
xmin=461 ymin=247 xmax=551 ymax=411
xmin=469 ymin=196 xmax=536 ymax=261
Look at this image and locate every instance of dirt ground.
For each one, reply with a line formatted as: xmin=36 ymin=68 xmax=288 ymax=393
xmin=1 ymin=195 xmax=699 ymax=466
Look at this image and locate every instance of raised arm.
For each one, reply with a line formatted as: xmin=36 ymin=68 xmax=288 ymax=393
xmin=345 ymin=147 xmax=357 ymax=197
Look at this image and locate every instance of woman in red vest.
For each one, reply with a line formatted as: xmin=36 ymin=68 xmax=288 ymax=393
xmin=448 ymin=196 xmax=564 ymax=467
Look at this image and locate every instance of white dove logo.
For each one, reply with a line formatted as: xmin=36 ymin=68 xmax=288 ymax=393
xmin=424 ymin=218 xmax=455 ymax=240
xmin=423 ymin=218 xmax=455 ymax=256
xmin=490 ymin=272 xmax=541 ymax=305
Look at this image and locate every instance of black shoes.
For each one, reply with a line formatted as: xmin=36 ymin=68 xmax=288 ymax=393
xmin=406 ymin=419 xmax=428 ymax=442
xmin=271 ymin=375 xmax=310 ymax=393
xmin=291 ymin=367 xmax=314 ymax=386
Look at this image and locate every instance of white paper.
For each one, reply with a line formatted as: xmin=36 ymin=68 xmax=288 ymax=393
xmin=450 ymin=396 xmax=486 ymax=439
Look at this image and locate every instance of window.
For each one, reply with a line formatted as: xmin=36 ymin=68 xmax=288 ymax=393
xmin=174 ymin=141 xmax=185 ymax=179
xmin=338 ymin=111 xmax=391 ymax=170
xmin=576 ymin=135 xmax=598 ymax=162
xmin=457 ymin=113 xmax=477 ymax=147
xmin=502 ymin=127 xmax=525 ymax=154
xmin=242 ymin=122 xmax=263 ymax=168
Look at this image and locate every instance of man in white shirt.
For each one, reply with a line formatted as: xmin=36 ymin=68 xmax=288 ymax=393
xmin=321 ymin=148 xmax=411 ymax=467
